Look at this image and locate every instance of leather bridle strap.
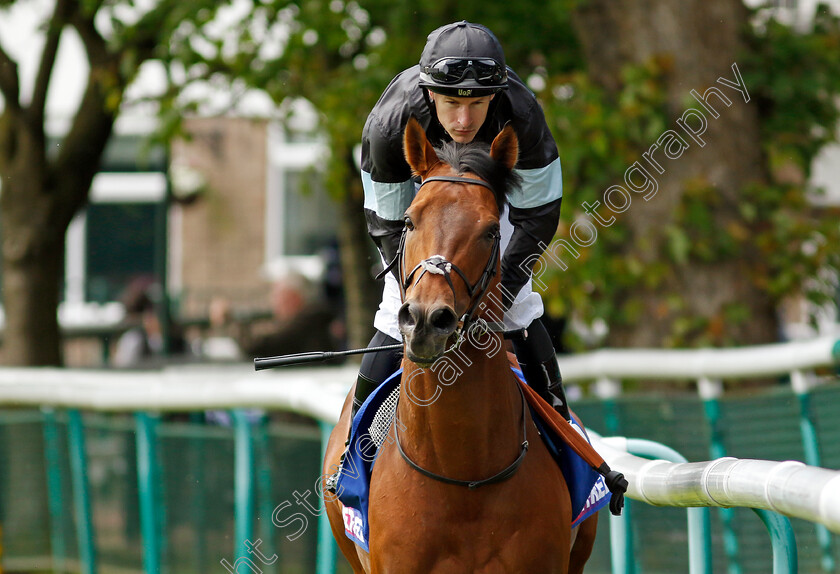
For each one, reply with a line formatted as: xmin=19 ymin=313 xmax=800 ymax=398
xmin=402 ymin=236 xmax=499 ymax=314
xmin=418 ymin=175 xmax=495 ymax=193
xmin=394 ymin=381 xmax=530 ymax=490
xmin=376 ymin=174 xmax=495 ymax=285
xmin=374 ymin=173 xmax=503 ymax=346
xmin=410 ymin=174 xmax=501 ymax=329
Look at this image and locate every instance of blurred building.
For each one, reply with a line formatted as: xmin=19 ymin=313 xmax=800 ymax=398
xmin=0 ymin=105 xmax=339 ymax=367
xmin=169 ymin=102 xmax=337 ymax=320
xmin=76 ymin=105 xmax=337 ymax=366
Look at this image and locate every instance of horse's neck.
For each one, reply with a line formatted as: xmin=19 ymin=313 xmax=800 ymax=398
xmin=396 ymin=338 xmax=524 ymax=477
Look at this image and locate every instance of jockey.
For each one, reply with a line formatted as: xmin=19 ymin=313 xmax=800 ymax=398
xmin=328 ymin=21 xmax=569 ymax=490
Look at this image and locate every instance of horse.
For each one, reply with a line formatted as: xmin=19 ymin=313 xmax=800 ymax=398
xmin=322 ymin=117 xmax=598 ymax=573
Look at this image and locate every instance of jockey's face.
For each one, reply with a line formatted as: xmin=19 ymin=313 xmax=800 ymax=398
xmin=428 ymin=90 xmax=495 ymax=144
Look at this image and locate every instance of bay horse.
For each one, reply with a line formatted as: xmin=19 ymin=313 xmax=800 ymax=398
xmin=322 ymin=117 xmax=598 ymax=573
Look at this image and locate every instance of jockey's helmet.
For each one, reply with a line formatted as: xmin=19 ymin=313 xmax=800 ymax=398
xmin=419 ymin=21 xmax=508 ymax=98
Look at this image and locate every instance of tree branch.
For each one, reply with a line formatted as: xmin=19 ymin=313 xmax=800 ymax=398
xmin=53 ymin=76 xmax=118 ymax=225
xmin=0 ymin=42 xmax=21 ymax=112
xmin=47 ymin=2 xmax=119 ymax=222
xmin=30 ymin=0 xmax=74 ymax=121
xmin=121 ymin=0 xmax=183 ymax=63
xmin=70 ymin=1 xmax=110 ymax=67
xmin=52 ymin=0 xmax=184 ymax=221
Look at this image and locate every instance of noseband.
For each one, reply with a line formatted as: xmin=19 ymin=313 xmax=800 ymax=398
xmin=377 ymin=175 xmax=505 ymax=346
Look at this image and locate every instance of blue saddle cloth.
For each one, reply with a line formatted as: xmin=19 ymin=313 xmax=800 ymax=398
xmin=333 ymin=367 xmax=611 ymax=550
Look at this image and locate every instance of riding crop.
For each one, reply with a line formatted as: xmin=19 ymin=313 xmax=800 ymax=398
xmin=253 ymin=343 xmax=403 ymax=370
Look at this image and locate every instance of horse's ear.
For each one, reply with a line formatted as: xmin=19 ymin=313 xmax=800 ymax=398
xmin=404 ymin=116 xmax=438 ymax=177
xmin=490 ymin=123 xmax=519 ymax=171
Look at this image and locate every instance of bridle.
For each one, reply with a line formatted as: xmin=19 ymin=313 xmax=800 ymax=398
xmin=376 ymin=174 xmax=506 ymax=349
xmin=394 ymin=381 xmax=529 ymax=490
xmin=378 ymin=174 xmax=530 ymax=489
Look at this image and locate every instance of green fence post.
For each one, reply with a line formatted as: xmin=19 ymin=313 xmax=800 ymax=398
xmin=233 ymin=410 xmax=255 ymax=561
xmin=42 ymin=408 xmax=67 ymax=573
xmin=255 ymin=414 xmax=277 ymax=573
xmin=187 ymin=412 xmax=207 ymax=573
xmin=594 ymin=377 xmax=637 ymax=574
xmin=753 ymin=509 xmax=798 ymax=574
xmin=623 ymin=438 xmax=713 ymax=574
xmin=790 ymin=370 xmax=835 ymax=573
xmin=833 ymin=339 xmax=840 ymax=368
xmin=136 ymin=412 xmax=162 ymax=573
xmin=609 ymin=506 xmax=636 ymax=574
xmin=316 ymin=421 xmax=337 ymax=574
xmin=67 ymin=409 xmax=97 ymax=574
xmin=595 ymin=377 xmax=622 ymax=436
xmin=698 ymin=377 xmax=742 ymax=574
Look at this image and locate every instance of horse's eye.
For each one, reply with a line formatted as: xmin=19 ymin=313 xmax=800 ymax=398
xmin=404 ymin=216 xmax=415 ymax=231
xmin=486 ymin=225 xmax=499 ymax=241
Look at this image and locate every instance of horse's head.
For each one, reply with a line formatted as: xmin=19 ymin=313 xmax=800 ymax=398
xmin=397 ymin=117 xmax=520 ymax=366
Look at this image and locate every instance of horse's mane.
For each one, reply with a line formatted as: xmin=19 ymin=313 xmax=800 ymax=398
xmin=433 ymin=140 xmax=522 ymax=213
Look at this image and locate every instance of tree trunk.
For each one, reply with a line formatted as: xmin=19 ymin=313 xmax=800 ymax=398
xmin=0 ymin=116 xmax=67 ymax=366
xmin=0 ymin=56 xmax=118 ymax=366
xmin=1 ymin=232 xmax=65 ymax=366
xmin=336 ymin=159 xmax=379 ymax=351
xmin=572 ymin=0 xmax=778 ymax=347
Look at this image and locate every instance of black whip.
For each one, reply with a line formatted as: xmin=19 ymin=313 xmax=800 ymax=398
xmin=253 ymin=343 xmax=403 ymax=371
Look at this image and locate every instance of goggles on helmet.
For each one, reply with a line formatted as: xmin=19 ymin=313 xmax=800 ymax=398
xmin=421 ymin=57 xmax=506 ymax=86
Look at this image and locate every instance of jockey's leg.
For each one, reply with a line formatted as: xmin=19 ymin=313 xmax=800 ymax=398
xmin=512 ymin=318 xmax=571 ymax=421
xmin=326 ymin=330 xmax=402 ymax=493
xmin=352 ymin=330 xmax=402 ymax=416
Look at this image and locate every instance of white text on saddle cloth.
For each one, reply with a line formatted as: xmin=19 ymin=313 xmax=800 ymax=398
xmin=341 ymin=503 xmax=366 ymax=545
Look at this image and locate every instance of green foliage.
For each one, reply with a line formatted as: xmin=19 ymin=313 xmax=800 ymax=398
xmin=737 ymin=3 xmax=840 ymax=310
xmin=536 ymin=8 xmax=840 ymax=350
xmin=742 ymin=4 xmax=840 ymax=178
xmin=537 ymin=60 xmax=672 ymax=343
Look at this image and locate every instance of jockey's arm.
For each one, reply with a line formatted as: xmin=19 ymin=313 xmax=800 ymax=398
xmin=499 ymin=155 xmax=563 ymax=309
xmin=361 ymin=123 xmax=416 ymax=279
xmin=364 ymin=203 xmax=406 ymax=277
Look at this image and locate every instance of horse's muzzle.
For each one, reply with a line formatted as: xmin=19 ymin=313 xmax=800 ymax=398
xmin=398 ymin=301 xmax=458 ymax=366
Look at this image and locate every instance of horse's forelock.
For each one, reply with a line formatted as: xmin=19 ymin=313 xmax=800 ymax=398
xmin=433 ymin=141 xmax=521 ymax=213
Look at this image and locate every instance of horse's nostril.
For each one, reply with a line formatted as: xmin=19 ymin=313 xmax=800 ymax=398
xmin=429 ymin=307 xmax=458 ymax=333
xmin=398 ymin=302 xmax=417 ymax=330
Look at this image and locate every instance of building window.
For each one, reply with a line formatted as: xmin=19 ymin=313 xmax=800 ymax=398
xmin=279 ymin=170 xmax=337 ymax=256
xmin=84 ymin=202 xmax=160 ymax=303
xmin=264 ymin=118 xmax=336 ymax=279
xmin=62 ymin=132 xmax=167 ymax=314
xmin=64 ymin=172 xmax=166 ymax=311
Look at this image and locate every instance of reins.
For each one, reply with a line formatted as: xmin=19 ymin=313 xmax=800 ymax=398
xmin=394 ymin=381 xmax=530 ymax=490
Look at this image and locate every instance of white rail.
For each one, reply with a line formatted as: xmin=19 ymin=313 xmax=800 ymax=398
xmin=1 ymin=335 xmax=839 ymax=536
xmin=2 ymin=334 xmax=836 ymax=411
xmin=558 ymin=335 xmax=840 ymax=382
xmin=595 ymin=436 xmax=840 ymax=535
xmin=0 ymin=364 xmax=355 ymax=420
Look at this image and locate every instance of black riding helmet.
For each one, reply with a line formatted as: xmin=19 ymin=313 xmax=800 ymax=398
xmin=419 ymin=21 xmax=508 ymax=98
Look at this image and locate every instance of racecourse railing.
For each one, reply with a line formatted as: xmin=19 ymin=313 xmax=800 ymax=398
xmin=563 ymin=334 xmax=840 ymax=574
xmin=0 ymin=334 xmax=838 ymax=573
